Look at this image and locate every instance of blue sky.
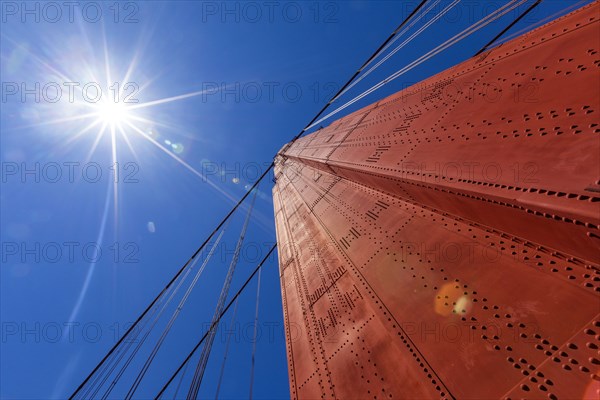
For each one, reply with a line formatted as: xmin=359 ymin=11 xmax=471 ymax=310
xmin=0 ymin=1 xmax=591 ymax=398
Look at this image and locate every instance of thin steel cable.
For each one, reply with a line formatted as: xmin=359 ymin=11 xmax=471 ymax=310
xmin=85 ymin=283 xmax=173 ymax=399
xmin=70 ymin=210 xmax=243 ymax=400
xmin=154 ymin=244 xmax=277 ymax=400
xmin=170 ymin=359 xmax=190 ymax=400
xmin=101 ymin=231 xmax=227 ymax=400
xmin=81 ymin=256 xmax=190 ymax=400
xmin=248 ymin=267 xmax=262 ymax=400
xmin=125 ymin=226 xmax=229 ymax=400
xmin=214 ymin=298 xmax=239 ymax=400
xmin=186 ymin=189 xmax=259 ymax=400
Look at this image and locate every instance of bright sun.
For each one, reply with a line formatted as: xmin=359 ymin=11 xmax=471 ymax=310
xmin=96 ymin=100 xmax=131 ymax=126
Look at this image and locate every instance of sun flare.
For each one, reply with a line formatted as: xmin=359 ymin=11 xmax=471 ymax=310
xmin=95 ymin=99 xmax=131 ymax=126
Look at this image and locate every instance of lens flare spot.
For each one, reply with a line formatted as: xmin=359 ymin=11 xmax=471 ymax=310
xmin=453 ymin=295 xmax=472 ymax=315
xmin=434 ymin=283 xmax=471 ymax=317
xmin=171 ymin=143 xmax=184 ymax=154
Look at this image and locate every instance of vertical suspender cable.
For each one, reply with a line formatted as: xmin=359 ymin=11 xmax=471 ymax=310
xmin=69 ymin=170 xmax=269 ymax=400
xmin=125 ymin=225 xmax=229 ymax=400
xmin=214 ymin=297 xmax=239 ymax=400
xmin=87 ymin=286 xmax=171 ymax=399
xmin=154 ymin=244 xmax=277 ymax=400
xmin=102 ymin=230 xmax=227 ymax=400
xmin=80 ymin=291 xmax=167 ymax=399
xmin=170 ymin=360 xmax=189 ymax=400
xmin=81 ymin=250 xmax=196 ymax=400
xmin=96 ymin=244 xmax=218 ymax=399
xmin=248 ymin=267 xmax=262 ymax=400
xmin=186 ymin=188 xmax=259 ymax=400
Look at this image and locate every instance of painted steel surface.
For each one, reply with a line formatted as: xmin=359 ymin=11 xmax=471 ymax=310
xmin=273 ymin=2 xmax=600 ymax=399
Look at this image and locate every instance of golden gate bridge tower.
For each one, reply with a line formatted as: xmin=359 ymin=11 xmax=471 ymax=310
xmin=273 ymin=2 xmax=600 ymax=399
